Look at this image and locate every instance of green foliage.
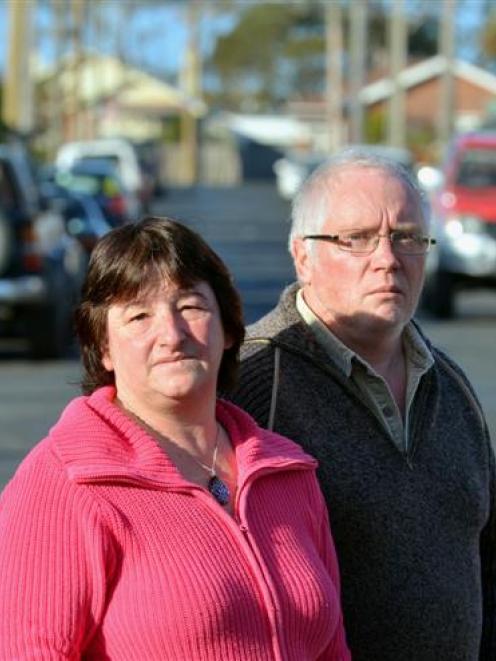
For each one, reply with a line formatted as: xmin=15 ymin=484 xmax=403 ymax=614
xmin=408 ymin=16 xmax=438 ymax=57
xmin=405 ymin=121 xmax=437 ymax=162
xmin=207 ymin=3 xmax=325 ymax=110
xmin=482 ymin=11 xmax=496 ymax=60
xmin=364 ymin=109 xmax=386 ymax=144
xmin=208 ymin=2 xmax=444 ymax=112
xmin=161 ymin=116 xmax=181 ymax=142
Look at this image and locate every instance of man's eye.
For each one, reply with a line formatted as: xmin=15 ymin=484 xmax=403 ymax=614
xmin=395 ymin=232 xmax=421 ymax=243
xmin=346 ymin=232 xmax=373 ymax=244
xmin=346 ymin=229 xmax=373 ymax=239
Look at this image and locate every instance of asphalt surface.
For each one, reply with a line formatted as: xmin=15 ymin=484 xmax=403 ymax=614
xmin=0 ymin=183 xmax=495 ymax=489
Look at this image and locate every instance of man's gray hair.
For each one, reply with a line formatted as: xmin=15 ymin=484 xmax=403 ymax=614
xmin=289 ymin=146 xmax=427 ymax=253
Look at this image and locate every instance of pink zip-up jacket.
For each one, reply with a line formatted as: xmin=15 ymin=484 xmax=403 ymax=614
xmin=0 ymin=386 xmax=350 ymax=660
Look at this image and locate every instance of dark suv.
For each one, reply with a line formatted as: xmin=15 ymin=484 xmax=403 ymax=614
xmin=0 ymin=145 xmax=86 ymax=357
xmin=422 ymin=132 xmax=496 ymax=318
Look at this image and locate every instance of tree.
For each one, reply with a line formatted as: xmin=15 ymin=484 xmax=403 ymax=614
xmin=206 ymin=3 xmax=325 ymax=110
xmin=207 ymin=2 xmax=443 ymax=112
xmin=481 ymin=11 xmax=496 ymax=64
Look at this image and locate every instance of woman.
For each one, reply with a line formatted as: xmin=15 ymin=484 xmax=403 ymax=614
xmin=0 ymin=217 xmax=350 ymax=660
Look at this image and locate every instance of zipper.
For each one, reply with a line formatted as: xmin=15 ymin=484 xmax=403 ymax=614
xmin=232 ymin=462 xmax=315 ymax=661
xmin=76 ymin=461 xmax=314 ymax=660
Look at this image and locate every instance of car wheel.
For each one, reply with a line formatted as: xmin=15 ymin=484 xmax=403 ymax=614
xmin=0 ymin=210 xmax=13 ymax=275
xmin=24 ymin=261 xmax=78 ymax=359
xmin=25 ymin=301 xmax=73 ymax=359
xmin=421 ymin=270 xmax=455 ymax=319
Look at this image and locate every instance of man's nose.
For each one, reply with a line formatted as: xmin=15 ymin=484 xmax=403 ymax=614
xmin=372 ymin=234 xmax=400 ymax=265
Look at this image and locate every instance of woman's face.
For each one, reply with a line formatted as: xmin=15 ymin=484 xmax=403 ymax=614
xmin=102 ymin=279 xmax=230 ymax=412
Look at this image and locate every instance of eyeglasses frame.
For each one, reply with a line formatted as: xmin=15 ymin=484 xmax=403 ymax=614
xmin=302 ymin=231 xmax=436 ymax=255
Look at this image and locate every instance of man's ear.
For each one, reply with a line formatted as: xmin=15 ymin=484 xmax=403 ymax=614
xmin=291 ymin=237 xmax=313 ymax=285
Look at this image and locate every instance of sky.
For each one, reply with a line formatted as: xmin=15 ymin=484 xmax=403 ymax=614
xmin=0 ymin=1 xmax=490 ymax=82
xmin=0 ymin=1 xmax=235 ymax=79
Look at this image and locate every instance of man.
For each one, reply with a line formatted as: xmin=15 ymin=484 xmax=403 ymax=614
xmin=228 ymin=149 xmax=495 ymax=660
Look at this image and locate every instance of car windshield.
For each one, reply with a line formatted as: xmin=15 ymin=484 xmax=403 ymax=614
xmin=455 ymin=149 xmax=496 ymax=188
xmin=75 ymin=155 xmax=119 ymax=172
xmin=56 ymin=171 xmax=101 ymax=196
xmin=56 ymin=171 xmax=122 ymax=197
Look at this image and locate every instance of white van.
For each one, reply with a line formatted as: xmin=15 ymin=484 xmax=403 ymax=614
xmin=55 ymin=138 xmax=145 ymax=211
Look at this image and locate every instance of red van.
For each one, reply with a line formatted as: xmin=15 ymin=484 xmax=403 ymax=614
xmin=423 ymin=132 xmax=496 ymax=318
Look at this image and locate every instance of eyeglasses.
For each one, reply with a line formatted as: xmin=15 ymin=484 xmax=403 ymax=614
xmin=303 ymin=230 xmax=436 ymax=255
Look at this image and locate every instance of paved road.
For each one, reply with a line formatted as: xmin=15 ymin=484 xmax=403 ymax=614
xmin=0 ymin=183 xmax=495 ymax=489
xmin=153 ymin=184 xmax=295 ymax=324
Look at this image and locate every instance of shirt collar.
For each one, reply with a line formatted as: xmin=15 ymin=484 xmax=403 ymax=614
xmin=296 ymin=289 xmax=356 ymax=377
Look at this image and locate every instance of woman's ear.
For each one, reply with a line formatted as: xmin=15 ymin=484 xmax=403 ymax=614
xmin=101 ymin=347 xmax=113 ymax=372
xmin=223 ymin=333 xmax=234 ymax=351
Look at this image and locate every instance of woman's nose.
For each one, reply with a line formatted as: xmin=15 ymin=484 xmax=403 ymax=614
xmin=156 ymin=312 xmax=185 ymax=346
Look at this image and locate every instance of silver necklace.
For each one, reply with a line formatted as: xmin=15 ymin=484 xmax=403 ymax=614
xmin=117 ymin=400 xmax=231 ymax=506
xmin=190 ymin=424 xmax=231 ymax=506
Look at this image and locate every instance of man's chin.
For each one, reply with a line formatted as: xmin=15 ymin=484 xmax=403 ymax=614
xmin=359 ymin=304 xmax=410 ymax=332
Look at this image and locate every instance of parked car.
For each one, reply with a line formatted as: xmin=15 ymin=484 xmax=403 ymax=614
xmin=55 ymin=138 xmax=148 ymax=214
xmin=55 ymin=159 xmax=135 ymax=227
xmin=422 ymin=132 xmax=496 ymax=318
xmin=38 ymin=168 xmax=111 ymax=256
xmin=133 ymin=139 xmax=165 ymax=201
xmin=0 ymin=145 xmax=86 ymax=358
xmin=273 ymin=152 xmax=325 ymax=200
xmin=273 ymin=145 xmax=415 ymax=200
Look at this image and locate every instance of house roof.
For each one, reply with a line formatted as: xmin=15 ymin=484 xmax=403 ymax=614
xmin=208 ymin=112 xmax=312 ymax=148
xmin=38 ymin=52 xmax=206 ymax=117
xmin=359 ymin=55 xmax=496 ymax=106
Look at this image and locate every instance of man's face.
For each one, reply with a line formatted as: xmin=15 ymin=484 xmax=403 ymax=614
xmin=293 ymin=167 xmax=427 ymax=343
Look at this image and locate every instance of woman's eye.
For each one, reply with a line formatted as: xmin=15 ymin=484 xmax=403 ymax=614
xmin=129 ymin=312 xmax=148 ymax=322
xmin=181 ymin=304 xmax=204 ymax=311
xmin=180 ymin=303 xmax=209 ymax=318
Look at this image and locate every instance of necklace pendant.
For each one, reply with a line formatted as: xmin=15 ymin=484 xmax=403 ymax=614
xmin=208 ymin=475 xmax=230 ymax=506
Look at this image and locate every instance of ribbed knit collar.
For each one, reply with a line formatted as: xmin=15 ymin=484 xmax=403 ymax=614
xmin=247 ymin=282 xmax=334 ymax=365
xmin=49 ymin=386 xmax=315 ymax=488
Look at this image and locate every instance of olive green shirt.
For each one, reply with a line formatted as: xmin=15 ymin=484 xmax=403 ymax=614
xmin=296 ymin=290 xmax=434 ymax=451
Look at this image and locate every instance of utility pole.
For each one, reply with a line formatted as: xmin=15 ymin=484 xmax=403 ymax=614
xmin=86 ymin=0 xmax=107 ymax=140
xmin=3 ymin=0 xmax=35 ymax=137
xmin=438 ymin=0 xmax=456 ymax=147
xmin=47 ymin=0 xmax=68 ymax=154
xmin=388 ymin=0 xmax=407 ymax=147
xmin=69 ymin=0 xmax=85 ymax=141
xmin=325 ymin=1 xmax=343 ymax=153
xmin=180 ymin=1 xmax=202 ymax=185
xmin=348 ymin=0 xmax=367 ymax=144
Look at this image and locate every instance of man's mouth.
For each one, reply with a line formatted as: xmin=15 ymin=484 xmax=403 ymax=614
xmin=369 ymin=286 xmax=403 ymax=296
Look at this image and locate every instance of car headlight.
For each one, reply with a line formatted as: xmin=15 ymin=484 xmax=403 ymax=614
xmin=444 ymin=214 xmax=486 ymax=237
